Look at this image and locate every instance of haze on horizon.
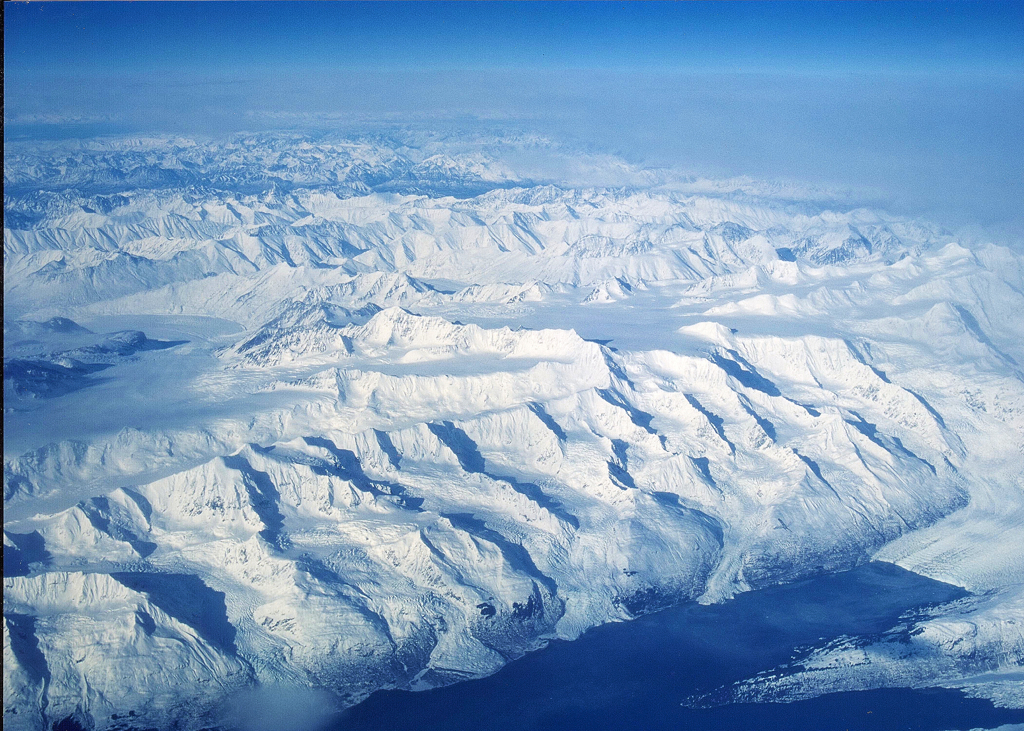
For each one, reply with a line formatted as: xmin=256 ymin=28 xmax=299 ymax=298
xmin=5 ymin=1 xmax=1024 ymax=244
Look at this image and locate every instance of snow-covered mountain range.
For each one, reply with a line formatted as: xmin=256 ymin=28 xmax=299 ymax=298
xmin=4 ymin=131 xmax=1023 ymax=730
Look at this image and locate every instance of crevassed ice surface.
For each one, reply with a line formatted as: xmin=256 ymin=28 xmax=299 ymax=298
xmin=3 ymin=131 xmax=1023 ymax=729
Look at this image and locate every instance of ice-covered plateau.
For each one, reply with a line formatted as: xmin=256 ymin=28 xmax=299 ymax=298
xmin=4 ymin=132 xmax=1023 ymax=729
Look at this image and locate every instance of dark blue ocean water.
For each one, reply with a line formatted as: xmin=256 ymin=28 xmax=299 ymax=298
xmin=339 ymin=563 xmax=1024 ymax=731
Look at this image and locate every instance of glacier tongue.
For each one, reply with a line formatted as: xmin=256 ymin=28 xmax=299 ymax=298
xmin=4 ymin=131 xmax=1023 ymax=729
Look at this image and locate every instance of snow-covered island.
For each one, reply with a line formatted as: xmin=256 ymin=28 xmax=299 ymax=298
xmin=4 ymin=131 xmax=1023 ymax=730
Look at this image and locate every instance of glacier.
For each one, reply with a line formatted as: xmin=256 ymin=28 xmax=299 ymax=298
xmin=3 ymin=130 xmax=1023 ymax=730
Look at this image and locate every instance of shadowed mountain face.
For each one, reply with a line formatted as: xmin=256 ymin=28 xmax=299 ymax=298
xmin=3 ymin=130 xmax=1023 ymax=730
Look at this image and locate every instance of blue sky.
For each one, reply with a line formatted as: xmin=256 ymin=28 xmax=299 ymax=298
xmin=6 ymin=1 xmax=1023 ymax=75
xmin=5 ymin=2 xmax=1024 ymax=243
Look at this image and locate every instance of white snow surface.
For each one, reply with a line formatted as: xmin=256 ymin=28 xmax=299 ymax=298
xmin=4 ymin=131 xmax=1023 ymax=729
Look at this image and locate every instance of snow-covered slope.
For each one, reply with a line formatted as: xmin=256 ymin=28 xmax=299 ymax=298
xmin=4 ymin=131 xmax=1022 ymax=730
